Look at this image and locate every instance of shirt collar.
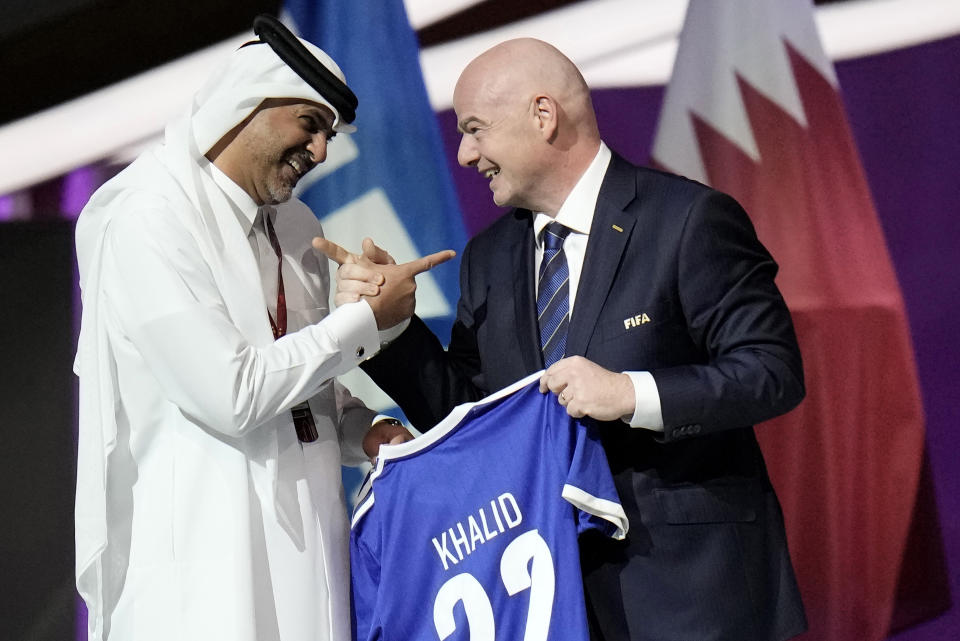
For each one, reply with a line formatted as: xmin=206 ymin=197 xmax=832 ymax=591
xmin=206 ymin=160 xmax=262 ymax=235
xmin=533 ymin=141 xmax=612 ymax=243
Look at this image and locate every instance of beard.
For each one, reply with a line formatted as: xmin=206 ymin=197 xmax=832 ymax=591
xmin=259 ymin=146 xmax=314 ymax=205
xmin=266 ymin=149 xmax=304 ymax=205
xmin=264 ymin=173 xmax=295 ymax=204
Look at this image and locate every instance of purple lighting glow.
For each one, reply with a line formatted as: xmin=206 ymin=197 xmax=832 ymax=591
xmin=61 ymin=167 xmax=101 ymax=219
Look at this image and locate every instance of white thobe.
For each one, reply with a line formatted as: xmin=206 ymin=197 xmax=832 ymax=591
xmin=75 ymin=131 xmax=379 ymax=640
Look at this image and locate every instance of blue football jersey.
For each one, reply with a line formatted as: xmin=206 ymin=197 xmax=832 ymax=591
xmin=350 ymin=371 xmax=628 ymax=641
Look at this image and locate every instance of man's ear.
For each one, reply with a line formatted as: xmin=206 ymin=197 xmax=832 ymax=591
xmin=533 ymin=95 xmax=558 ymax=142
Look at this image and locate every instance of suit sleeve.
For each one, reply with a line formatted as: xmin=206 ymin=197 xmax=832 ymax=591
xmin=651 ymin=189 xmax=805 ymax=439
xmin=360 ymin=239 xmax=487 ymax=431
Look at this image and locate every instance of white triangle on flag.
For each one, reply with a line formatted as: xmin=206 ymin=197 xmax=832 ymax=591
xmin=653 ymin=0 xmax=837 ymax=182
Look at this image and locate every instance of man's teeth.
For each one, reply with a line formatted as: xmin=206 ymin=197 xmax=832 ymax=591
xmin=484 ymin=169 xmax=500 ymax=179
xmin=289 ymin=159 xmax=303 ymax=175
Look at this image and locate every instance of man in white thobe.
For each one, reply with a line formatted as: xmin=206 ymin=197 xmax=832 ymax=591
xmin=73 ymin=16 xmax=450 ymax=641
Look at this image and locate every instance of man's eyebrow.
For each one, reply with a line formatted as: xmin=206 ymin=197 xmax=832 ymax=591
xmin=457 ymin=117 xmax=479 ymax=133
xmin=302 ymin=107 xmax=335 ymax=131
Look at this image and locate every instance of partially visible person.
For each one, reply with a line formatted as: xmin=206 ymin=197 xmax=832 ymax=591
xmin=73 ymin=15 xmax=449 ymax=641
xmin=320 ymin=38 xmax=806 ymax=641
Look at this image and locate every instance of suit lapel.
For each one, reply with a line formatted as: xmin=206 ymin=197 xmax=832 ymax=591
xmin=509 ymin=212 xmax=544 ymax=372
xmin=567 ymin=155 xmax=639 ymax=357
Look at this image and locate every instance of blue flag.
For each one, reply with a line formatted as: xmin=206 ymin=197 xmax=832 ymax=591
xmin=282 ymin=0 xmax=467 ymax=496
xmin=283 ymin=0 xmax=466 ymax=340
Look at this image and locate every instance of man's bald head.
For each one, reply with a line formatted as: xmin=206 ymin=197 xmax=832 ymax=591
xmin=453 ymin=38 xmax=601 ymax=214
xmin=455 ymin=38 xmax=598 ymax=142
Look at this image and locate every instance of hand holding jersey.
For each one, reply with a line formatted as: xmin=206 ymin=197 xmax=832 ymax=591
xmin=539 ymin=356 xmax=636 ymax=421
xmin=363 ymin=418 xmax=415 ymax=462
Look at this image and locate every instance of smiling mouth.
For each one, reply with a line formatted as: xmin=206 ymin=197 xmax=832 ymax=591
xmin=285 ymin=152 xmax=315 ymax=180
xmin=484 ymin=168 xmax=500 ymax=179
xmin=287 ymin=158 xmax=307 ymax=177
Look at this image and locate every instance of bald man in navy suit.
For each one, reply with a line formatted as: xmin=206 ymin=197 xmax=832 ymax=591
xmin=319 ymin=38 xmax=807 ymax=641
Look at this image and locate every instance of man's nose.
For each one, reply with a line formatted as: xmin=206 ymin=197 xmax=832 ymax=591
xmin=307 ymin=132 xmax=328 ymax=164
xmin=457 ymin=136 xmax=479 ymax=168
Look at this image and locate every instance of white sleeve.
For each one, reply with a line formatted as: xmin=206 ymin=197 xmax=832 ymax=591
xmin=622 ymin=371 xmax=665 ymax=431
xmin=377 ymin=317 xmax=410 ymax=346
xmin=334 ymin=379 xmax=379 ymax=466
xmin=101 ymin=208 xmax=380 ymax=437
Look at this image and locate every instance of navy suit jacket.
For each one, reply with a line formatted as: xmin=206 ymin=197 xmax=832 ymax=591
xmin=362 ymin=153 xmax=807 ymax=641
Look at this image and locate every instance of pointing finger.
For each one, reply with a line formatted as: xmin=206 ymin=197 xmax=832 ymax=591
xmin=399 ymin=249 xmax=457 ymax=276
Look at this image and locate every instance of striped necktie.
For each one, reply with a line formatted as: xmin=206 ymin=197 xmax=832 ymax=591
xmin=537 ymin=222 xmax=572 ymax=367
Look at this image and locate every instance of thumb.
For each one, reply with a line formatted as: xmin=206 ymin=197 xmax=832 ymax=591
xmin=361 ymin=237 xmax=396 ymax=265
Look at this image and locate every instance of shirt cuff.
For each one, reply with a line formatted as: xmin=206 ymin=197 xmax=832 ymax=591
xmin=622 ymin=371 xmax=664 ymax=431
xmin=378 ymin=318 xmax=410 ymax=347
xmin=323 ymin=301 xmax=380 ymax=367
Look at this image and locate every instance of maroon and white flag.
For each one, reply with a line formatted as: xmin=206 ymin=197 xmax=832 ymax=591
xmin=652 ymin=2 xmax=940 ymax=640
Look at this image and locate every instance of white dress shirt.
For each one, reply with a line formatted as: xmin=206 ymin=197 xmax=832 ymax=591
xmin=210 ymin=164 xmax=287 ymax=324
xmin=533 ymin=143 xmax=664 ymax=431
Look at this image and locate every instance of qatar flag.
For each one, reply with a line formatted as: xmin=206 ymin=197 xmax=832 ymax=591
xmin=651 ymin=1 xmax=947 ymax=640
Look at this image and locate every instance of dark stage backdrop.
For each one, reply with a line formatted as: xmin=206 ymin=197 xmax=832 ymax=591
xmin=0 ymin=33 xmax=956 ymax=641
xmin=0 ymin=221 xmax=78 ymax=641
xmin=844 ymin=35 xmax=960 ymax=640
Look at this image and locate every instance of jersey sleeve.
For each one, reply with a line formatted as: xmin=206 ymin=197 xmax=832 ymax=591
xmin=350 ymin=523 xmax=382 ymax=641
xmin=557 ymin=412 xmax=629 ymax=540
